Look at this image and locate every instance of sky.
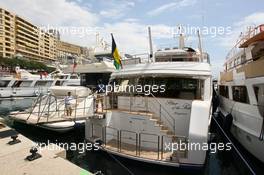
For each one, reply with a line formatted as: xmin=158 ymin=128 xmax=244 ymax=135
xmin=0 ymin=0 xmax=264 ymax=77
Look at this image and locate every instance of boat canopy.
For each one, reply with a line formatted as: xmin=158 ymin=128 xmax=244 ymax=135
xmin=49 ymin=86 xmax=91 ymax=97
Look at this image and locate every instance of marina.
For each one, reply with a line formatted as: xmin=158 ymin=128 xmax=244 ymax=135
xmin=1 ymin=97 xmax=264 ymax=175
xmin=1 ymin=1 xmax=264 ymax=175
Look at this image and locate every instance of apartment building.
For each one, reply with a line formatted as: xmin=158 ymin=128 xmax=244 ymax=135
xmin=57 ymin=40 xmax=92 ymax=64
xmin=0 ymin=8 xmax=57 ymax=63
xmin=0 ymin=8 xmax=15 ymax=58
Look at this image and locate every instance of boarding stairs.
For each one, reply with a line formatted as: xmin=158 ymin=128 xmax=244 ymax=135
xmin=92 ymin=92 xmax=188 ymax=162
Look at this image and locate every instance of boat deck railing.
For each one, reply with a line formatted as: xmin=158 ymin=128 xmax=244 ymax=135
xmin=226 ymin=24 xmax=264 ymax=61
xmin=11 ymin=94 xmax=94 ymax=124
xmin=90 ymin=123 xmax=188 ymax=162
xmin=122 ymin=52 xmax=210 ymax=67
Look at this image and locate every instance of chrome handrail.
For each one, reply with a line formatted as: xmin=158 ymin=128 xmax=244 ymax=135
xmin=139 ymin=132 xmax=160 ymax=159
xmin=90 ymin=124 xmax=188 ymax=161
xmin=149 ymin=93 xmax=176 ymax=134
xmin=99 ymin=92 xmax=177 ymax=134
xmin=24 ymin=95 xmax=92 ymax=123
xmin=120 ymin=130 xmax=138 ymax=156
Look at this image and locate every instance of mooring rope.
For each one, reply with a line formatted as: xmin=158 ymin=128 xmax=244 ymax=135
xmin=212 ymin=114 xmax=256 ymax=175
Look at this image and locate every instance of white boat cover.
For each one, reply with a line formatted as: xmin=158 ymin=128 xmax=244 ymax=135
xmin=49 ymin=86 xmax=91 ymax=97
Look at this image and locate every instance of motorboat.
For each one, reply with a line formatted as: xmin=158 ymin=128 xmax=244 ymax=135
xmin=218 ymin=24 xmax=264 ymax=163
xmin=0 ymin=67 xmax=80 ymax=98
xmin=49 ymin=69 xmax=80 ymax=86
xmin=9 ymin=86 xmax=93 ymax=133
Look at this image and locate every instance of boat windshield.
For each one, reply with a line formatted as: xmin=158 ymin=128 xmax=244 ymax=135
xmin=11 ymin=80 xmax=33 ymax=88
xmin=0 ymin=80 xmax=10 ymax=87
xmin=55 ymin=80 xmax=65 ymax=86
xmin=70 ymin=75 xmax=79 ymax=79
xmin=34 ymin=81 xmax=53 ymax=87
xmin=110 ymin=77 xmax=204 ymax=100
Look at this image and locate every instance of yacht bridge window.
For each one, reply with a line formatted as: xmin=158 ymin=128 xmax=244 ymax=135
xmin=81 ymin=73 xmax=111 ymax=90
xmin=11 ymin=80 xmax=33 ymax=88
xmin=110 ymin=77 xmax=204 ymax=100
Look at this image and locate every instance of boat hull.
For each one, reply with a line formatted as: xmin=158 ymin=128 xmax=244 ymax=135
xmin=0 ymin=87 xmax=49 ymax=98
xmin=218 ymin=105 xmax=264 ymax=163
xmin=231 ymin=123 xmax=264 ymax=163
xmin=12 ymin=119 xmax=85 ymax=133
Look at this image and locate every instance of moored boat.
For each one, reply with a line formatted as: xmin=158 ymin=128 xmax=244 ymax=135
xmin=85 ymin=31 xmax=213 ymax=168
xmin=9 ymin=86 xmax=93 ymax=133
xmin=218 ymin=24 xmax=264 ymax=163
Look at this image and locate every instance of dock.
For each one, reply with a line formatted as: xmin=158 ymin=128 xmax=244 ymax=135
xmin=0 ymin=122 xmax=92 ymax=175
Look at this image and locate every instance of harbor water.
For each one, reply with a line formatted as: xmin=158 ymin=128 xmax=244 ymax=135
xmin=0 ymin=98 xmax=263 ymax=175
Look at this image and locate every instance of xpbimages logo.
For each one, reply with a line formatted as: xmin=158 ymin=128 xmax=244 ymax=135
xmin=164 ymin=141 xmax=232 ymax=154
xmin=98 ymin=82 xmax=166 ymax=95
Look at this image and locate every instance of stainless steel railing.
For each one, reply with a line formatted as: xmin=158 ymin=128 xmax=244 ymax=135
xmin=90 ymin=123 xmax=188 ymax=161
xmin=23 ymin=94 xmax=94 ymax=123
xmin=149 ymin=93 xmax=176 ymax=134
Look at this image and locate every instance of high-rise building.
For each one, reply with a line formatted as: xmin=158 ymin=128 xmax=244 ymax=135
xmin=0 ymin=8 xmax=57 ymax=63
xmin=0 ymin=8 xmax=94 ymax=65
xmin=57 ymin=41 xmax=93 ymax=64
xmin=0 ymin=8 xmax=15 ymax=58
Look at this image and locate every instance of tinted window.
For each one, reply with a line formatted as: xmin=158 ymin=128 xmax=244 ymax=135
xmin=232 ymin=86 xmax=249 ymax=103
xmin=112 ymin=77 xmax=203 ymax=100
xmin=254 ymin=84 xmax=264 ymax=115
xmin=0 ymin=80 xmax=10 ymax=87
xmin=219 ymin=85 xmax=229 ymax=98
xmin=81 ymin=73 xmax=111 ymax=89
xmin=70 ymin=75 xmax=79 ymax=79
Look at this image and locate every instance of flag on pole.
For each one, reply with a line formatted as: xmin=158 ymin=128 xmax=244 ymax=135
xmin=111 ymin=33 xmax=122 ymax=69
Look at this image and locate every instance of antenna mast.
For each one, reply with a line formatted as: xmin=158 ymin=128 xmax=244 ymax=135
xmin=197 ymin=30 xmax=203 ymax=62
xmin=148 ymin=26 xmax=154 ymax=62
xmin=178 ymin=26 xmax=185 ymax=49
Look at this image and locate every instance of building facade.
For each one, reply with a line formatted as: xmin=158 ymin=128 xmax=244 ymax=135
xmin=0 ymin=8 xmax=93 ymax=65
xmin=0 ymin=8 xmax=57 ymax=63
xmin=57 ymin=40 xmax=93 ymax=64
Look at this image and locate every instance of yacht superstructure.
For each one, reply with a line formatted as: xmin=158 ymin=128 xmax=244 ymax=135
xmin=218 ymin=24 xmax=264 ymax=163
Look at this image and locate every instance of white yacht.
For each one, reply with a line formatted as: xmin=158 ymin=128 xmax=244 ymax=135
xmin=49 ymin=69 xmax=80 ymax=86
xmin=218 ymin=24 xmax=264 ymax=163
xmin=8 ymin=61 xmax=115 ymax=132
xmin=9 ymin=86 xmax=93 ymax=132
xmin=0 ymin=67 xmax=80 ymax=98
xmin=85 ymin=34 xmax=212 ymax=168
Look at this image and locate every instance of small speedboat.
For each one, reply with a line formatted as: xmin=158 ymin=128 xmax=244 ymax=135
xmin=9 ymin=86 xmax=94 ymax=133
